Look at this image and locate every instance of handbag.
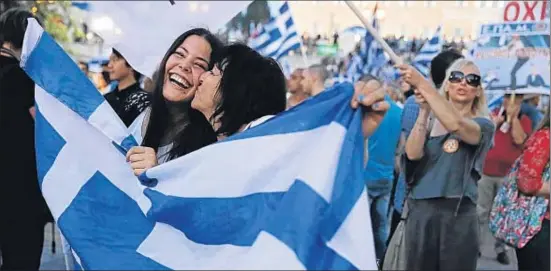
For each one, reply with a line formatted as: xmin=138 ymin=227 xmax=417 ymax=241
xmin=382 ymin=201 xmax=408 ymax=270
xmin=489 ymin=159 xmax=550 ymax=248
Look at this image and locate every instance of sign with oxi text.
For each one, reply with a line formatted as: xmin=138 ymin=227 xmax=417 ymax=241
xmin=502 ymin=0 xmax=550 ymax=22
xmin=472 ymin=21 xmax=550 ymax=106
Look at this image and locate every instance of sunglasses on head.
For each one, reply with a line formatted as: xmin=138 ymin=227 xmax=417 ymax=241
xmin=448 ymin=71 xmax=481 ymax=87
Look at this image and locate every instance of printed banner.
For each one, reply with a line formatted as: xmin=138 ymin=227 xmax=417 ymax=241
xmin=472 ymin=21 xmax=550 ymax=104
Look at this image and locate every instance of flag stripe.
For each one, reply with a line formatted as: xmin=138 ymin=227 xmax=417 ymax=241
xmin=22 ymin=28 xmax=104 ymax=120
xmin=249 ymin=1 xmax=301 ymax=60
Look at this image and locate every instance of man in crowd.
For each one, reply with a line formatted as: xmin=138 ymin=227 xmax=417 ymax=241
xmin=286 ymin=68 xmax=308 ymax=109
xmin=359 ymin=74 xmax=402 ymax=266
xmin=0 ymin=8 xmax=51 ymax=269
xmin=478 ymin=91 xmax=532 ymax=265
xmin=104 ymin=48 xmax=151 ymax=126
xmin=301 ymin=64 xmax=329 ymax=97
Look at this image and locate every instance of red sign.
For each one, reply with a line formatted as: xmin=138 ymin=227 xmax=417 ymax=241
xmin=503 ymin=0 xmax=550 ymax=22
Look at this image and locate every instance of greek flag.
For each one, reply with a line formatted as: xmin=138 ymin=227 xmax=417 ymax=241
xmin=248 ymin=1 xmax=301 ymax=60
xmin=345 ymin=53 xmax=364 ymax=83
xmin=22 ymin=19 xmax=376 ymax=270
xmin=361 ymin=13 xmax=387 ymax=77
xmin=412 ymin=26 xmax=443 ymax=78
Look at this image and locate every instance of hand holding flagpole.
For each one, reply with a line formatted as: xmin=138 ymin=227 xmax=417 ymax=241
xmin=345 ymin=1 xmax=403 ymax=65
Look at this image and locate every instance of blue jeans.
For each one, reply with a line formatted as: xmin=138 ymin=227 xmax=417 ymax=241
xmin=368 ymin=188 xmax=391 ymax=261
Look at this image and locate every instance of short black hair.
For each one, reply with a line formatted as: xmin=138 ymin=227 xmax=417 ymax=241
xmin=111 ymin=48 xmax=141 ymax=81
xmin=0 ymin=8 xmax=41 ymax=50
xmin=78 ymin=61 xmax=88 ymax=69
xmin=211 ymin=43 xmax=287 ymax=137
xmin=430 ymin=49 xmax=464 ymax=88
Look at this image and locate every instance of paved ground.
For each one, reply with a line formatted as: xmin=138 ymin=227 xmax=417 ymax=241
xmin=38 ymin=223 xmax=519 ymax=270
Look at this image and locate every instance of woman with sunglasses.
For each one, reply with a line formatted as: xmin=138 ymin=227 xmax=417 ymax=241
xmin=396 ymin=59 xmax=494 ymax=270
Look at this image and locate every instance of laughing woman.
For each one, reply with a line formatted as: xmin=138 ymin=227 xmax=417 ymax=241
xmin=398 ymin=59 xmax=495 ymax=270
xmin=127 ymin=28 xmax=223 ymax=175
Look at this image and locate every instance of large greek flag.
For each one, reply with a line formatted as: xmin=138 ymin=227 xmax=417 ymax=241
xmin=22 ymin=19 xmax=376 ymax=270
xmin=412 ymin=25 xmax=443 ymax=78
xmin=248 ymin=1 xmax=301 ymax=60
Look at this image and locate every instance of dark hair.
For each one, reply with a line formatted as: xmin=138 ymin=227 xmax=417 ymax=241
xmin=78 ymin=61 xmax=88 ymax=69
xmin=142 ymin=28 xmax=224 ymax=160
xmin=0 ymin=8 xmax=41 ymax=49
xmin=112 ymin=48 xmax=141 ymax=81
xmin=430 ymin=49 xmax=463 ymax=88
xmin=210 ymin=43 xmax=286 ymax=137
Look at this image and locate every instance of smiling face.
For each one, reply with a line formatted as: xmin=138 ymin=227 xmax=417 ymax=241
xmin=191 ymin=65 xmax=222 ymax=118
xmin=446 ymin=64 xmax=481 ymax=104
xmin=163 ymin=35 xmax=212 ymax=102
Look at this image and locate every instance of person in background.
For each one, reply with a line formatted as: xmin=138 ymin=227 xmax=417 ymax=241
xmin=388 ymin=49 xmax=464 ymax=246
xmin=104 ymin=48 xmax=151 ymax=127
xmin=78 ymin=60 xmax=89 ymax=78
xmin=478 ymin=91 xmax=532 ymax=265
xmin=515 ymin=107 xmax=550 ymax=271
xmin=301 ymin=64 xmax=329 ymax=97
xmin=286 ymin=68 xmax=308 ymax=109
xmin=399 ymin=58 xmax=493 ymax=270
xmin=0 ymin=8 xmax=50 ymax=270
xmin=359 ymin=74 xmax=402 ymax=266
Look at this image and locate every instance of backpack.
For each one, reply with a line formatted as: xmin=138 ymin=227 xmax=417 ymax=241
xmin=489 ymin=158 xmax=550 ymax=248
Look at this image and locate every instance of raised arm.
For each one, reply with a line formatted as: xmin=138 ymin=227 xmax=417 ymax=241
xmin=416 ymin=80 xmax=483 ymax=145
xmin=397 ymin=64 xmax=483 ymax=145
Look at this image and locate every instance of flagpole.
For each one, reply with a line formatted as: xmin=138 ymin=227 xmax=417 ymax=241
xmin=344 ymin=1 xmax=402 ymax=65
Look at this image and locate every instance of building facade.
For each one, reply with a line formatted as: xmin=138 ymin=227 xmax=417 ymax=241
xmin=289 ymin=1 xmax=507 ymax=41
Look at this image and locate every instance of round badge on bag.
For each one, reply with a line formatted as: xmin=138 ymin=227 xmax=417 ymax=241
xmin=443 ymin=138 xmax=459 ymax=153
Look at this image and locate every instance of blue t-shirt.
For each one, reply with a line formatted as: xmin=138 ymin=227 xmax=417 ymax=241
xmin=364 ymin=96 xmax=403 ymax=196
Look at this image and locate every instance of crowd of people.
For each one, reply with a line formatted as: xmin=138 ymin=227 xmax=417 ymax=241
xmin=286 ymin=48 xmax=549 ymax=270
xmin=0 ymin=6 xmax=549 ymax=271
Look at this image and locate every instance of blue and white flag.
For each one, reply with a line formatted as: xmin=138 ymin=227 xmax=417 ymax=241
xmin=412 ymin=26 xmax=443 ymax=78
xmin=22 ymin=19 xmax=376 ymax=270
xmin=345 ymin=53 xmax=364 ymax=83
xmin=361 ymin=10 xmax=388 ymax=77
xmin=248 ymin=1 xmax=301 ymax=60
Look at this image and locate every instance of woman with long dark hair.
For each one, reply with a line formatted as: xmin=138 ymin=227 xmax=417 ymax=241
xmin=190 ymin=43 xmax=287 ymax=139
xmin=127 ymin=28 xmax=223 ymax=175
